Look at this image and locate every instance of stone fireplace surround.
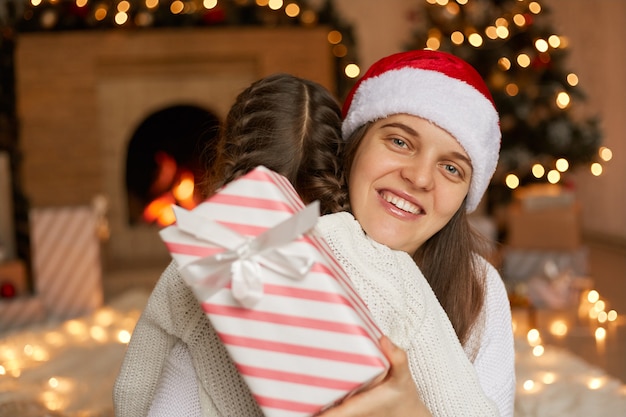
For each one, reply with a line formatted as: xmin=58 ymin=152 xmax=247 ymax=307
xmin=15 ymin=27 xmax=333 ymax=273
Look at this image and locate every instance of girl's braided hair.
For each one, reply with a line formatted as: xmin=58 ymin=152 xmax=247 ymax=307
xmin=201 ymin=73 xmax=348 ymax=214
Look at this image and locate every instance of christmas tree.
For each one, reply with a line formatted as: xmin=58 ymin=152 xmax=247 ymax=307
xmin=405 ymin=0 xmax=604 ymax=209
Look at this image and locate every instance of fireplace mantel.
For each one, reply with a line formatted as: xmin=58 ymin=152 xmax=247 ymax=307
xmin=15 ymin=27 xmax=334 ymax=268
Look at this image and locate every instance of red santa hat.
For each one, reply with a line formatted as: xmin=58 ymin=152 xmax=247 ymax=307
xmin=342 ymin=49 xmax=501 ymax=213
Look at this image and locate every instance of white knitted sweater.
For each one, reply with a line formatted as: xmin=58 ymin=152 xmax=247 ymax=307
xmin=114 ymin=212 xmax=515 ymax=417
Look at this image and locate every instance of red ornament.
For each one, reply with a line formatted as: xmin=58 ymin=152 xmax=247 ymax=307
xmin=0 ymin=281 xmax=16 ymax=298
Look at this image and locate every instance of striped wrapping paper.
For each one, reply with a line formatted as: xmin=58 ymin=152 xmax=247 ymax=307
xmin=160 ymin=166 xmax=389 ymax=417
xmin=30 ymin=206 xmax=103 ymax=320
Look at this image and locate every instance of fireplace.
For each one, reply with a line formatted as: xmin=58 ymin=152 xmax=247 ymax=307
xmin=14 ymin=27 xmax=334 ymax=271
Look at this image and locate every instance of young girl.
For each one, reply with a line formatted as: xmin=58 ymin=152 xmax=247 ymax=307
xmin=114 ymin=65 xmax=513 ymax=416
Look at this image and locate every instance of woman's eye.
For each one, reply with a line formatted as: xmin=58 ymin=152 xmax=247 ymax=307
xmin=391 ymin=137 xmax=408 ymax=148
xmin=444 ymin=164 xmax=459 ymax=175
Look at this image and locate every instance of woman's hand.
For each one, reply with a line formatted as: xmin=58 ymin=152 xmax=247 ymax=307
xmin=318 ymin=336 xmax=432 ymax=417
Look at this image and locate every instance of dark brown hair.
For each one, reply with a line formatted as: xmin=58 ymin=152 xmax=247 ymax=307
xmin=201 ymin=73 xmax=349 ymax=214
xmin=342 ymin=122 xmax=488 ymax=345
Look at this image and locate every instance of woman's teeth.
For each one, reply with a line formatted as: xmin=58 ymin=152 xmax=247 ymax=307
xmin=382 ymin=192 xmax=421 ymax=214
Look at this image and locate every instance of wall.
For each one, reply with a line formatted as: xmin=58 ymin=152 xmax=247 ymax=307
xmin=335 ymin=0 xmax=626 ymax=244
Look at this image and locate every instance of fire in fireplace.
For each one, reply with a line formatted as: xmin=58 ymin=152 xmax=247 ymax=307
xmin=125 ymin=104 xmax=220 ymax=227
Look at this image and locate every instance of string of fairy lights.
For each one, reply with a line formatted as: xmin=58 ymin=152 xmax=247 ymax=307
xmin=14 ymin=0 xmax=362 ymax=98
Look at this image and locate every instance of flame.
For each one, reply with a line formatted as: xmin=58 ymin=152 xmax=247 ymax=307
xmin=142 ymin=169 xmax=200 ymax=227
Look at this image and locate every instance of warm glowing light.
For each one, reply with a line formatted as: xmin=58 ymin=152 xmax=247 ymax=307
xmin=513 ymin=13 xmax=526 ymax=26
xmin=559 ymin=36 xmax=570 ymax=48
xmin=556 ymin=91 xmax=570 ymax=109
xmin=170 ymin=0 xmax=184 ymax=13
xmin=143 ymin=194 xmax=176 ymax=225
xmin=532 ymin=345 xmax=544 ymax=356
xmin=588 ymin=377 xmax=604 ymax=390
xmin=115 ymin=11 xmax=128 ymax=24
xmin=599 ymin=146 xmax=613 ymax=161
xmin=468 ymin=33 xmax=483 ymax=47
xmin=117 ymin=0 xmax=130 ymax=12
xmin=457 ymin=0 xmax=468 ymax=4
xmin=555 ymin=158 xmax=569 ymax=172
xmin=598 ymin=311 xmax=608 ymax=323
xmin=118 ymin=330 xmax=132 ymax=344
xmin=173 ymin=173 xmax=195 ymax=202
xmin=588 ymin=290 xmax=600 ymax=303
xmin=496 ymin=26 xmax=509 ymax=39
xmin=31 ymin=0 xmax=43 ymax=5
xmin=589 ymin=308 xmax=599 ymax=320
xmin=517 ymin=53 xmax=531 ymax=68
xmin=527 ymin=328 xmax=541 ymax=346
xmin=495 ymin=17 xmax=508 ymax=27
xmin=284 ymin=3 xmax=299 ymax=17
xmin=327 ymin=30 xmax=342 ymax=44
xmin=542 ymin=372 xmax=556 ymax=384
xmin=445 ymin=2 xmax=459 ymax=14
xmin=529 ymin=1 xmax=542 ymax=13
xmin=505 ymin=83 xmax=519 ymax=96
xmin=566 ymin=73 xmax=578 ymax=86
xmin=64 ymin=320 xmax=87 ymax=336
xmin=451 ymin=31 xmax=465 ymax=44
xmin=532 ymin=163 xmax=545 ymax=178
xmin=435 ymin=0 xmax=448 ymax=5
xmin=268 ymin=0 xmax=283 ymax=10
xmin=523 ymin=380 xmax=535 ymax=391
xmin=549 ymin=35 xmax=561 ymax=48
xmin=344 ymin=63 xmax=360 ymax=79
xmin=0 ymin=365 xmax=5 ymax=375
xmin=147 ymin=0 xmax=160 ymax=8
xmin=485 ymin=26 xmax=497 ymax=40
xmin=535 ymin=38 xmax=548 ymax=52
xmin=549 ymin=320 xmax=568 ymax=337
xmin=591 ymin=162 xmax=603 ymax=176
xmin=498 ymin=57 xmax=511 ymax=70
xmin=94 ymin=6 xmax=107 ymax=20
xmin=594 ymin=300 xmax=606 ymax=312
xmin=505 ymin=173 xmax=520 ymax=189
xmin=49 ymin=377 xmax=60 ymax=388
xmin=256 ymin=0 xmax=269 ymax=6
xmin=76 ymin=0 xmax=88 ymax=7
xmin=90 ymin=325 xmax=108 ymax=342
xmin=608 ymin=310 xmax=618 ymax=321
xmin=426 ymin=37 xmax=441 ymax=50
xmin=547 ymin=170 xmax=560 ymax=184
xmin=595 ymin=327 xmax=606 ymax=341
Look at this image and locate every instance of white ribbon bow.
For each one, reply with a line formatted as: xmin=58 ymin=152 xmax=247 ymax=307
xmin=172 ymin=201 xmax=319 ymax=308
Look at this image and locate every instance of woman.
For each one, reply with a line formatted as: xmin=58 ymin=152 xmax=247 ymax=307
xmin=318 ymin=49 xmax=514 ymax=416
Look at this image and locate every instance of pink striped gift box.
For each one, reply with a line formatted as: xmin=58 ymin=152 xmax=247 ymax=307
xmin=159 ymin=166 xmax=388 ymax=417
xmin=31 ymin=206 xmax=103 ymax=320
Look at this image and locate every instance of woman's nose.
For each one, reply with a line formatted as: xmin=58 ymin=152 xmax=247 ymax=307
xmin=401 ymin=161 xmax=434 ymax=190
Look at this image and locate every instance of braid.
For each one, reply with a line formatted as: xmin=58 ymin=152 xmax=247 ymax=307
xmin=202 ymin=74 xmax=347 ymax=214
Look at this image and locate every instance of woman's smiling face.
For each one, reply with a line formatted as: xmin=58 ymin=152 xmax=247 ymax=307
xmin=348 ymin=114 xmax=473 ymax=254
